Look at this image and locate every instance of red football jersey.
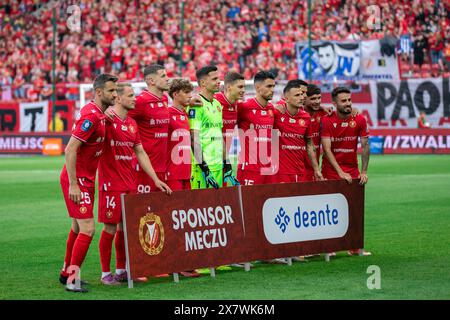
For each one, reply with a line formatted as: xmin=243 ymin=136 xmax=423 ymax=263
xmin=215 ymin=92 xmax=238 ymax=136
xmin=237 ymin=98 xmax=275 ymax=172
xmin=98 ymin=111 xmax=141 ymax=192
xmin=60 ymin=101 xmax=106 ymax=188
xmin=215 ymin=91 xmax=238 ymax=157
xmin=166 ymin=106 xmax=191 ymax=181
xmin=273 ymin=106 xmax=311 ymax=175
xmin=128 ymin=90 xmax=169 ymax=173
xmin=320 ymin=112 xmax=369 ymax=177
xmin=304 ymin=108 xmax=328 ymax=177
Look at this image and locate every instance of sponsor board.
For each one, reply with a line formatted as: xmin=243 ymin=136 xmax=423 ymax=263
xmin=122 ymin=180 xmax=364 ymax=281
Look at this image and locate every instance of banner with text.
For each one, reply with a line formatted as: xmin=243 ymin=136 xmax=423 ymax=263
xmin=360 ymin=40 xmax=400 ymax=80
xmin=122 ymin=180 xmax=364 ymax=280
xmin=0 ymin=133 xmax=71 ymax=154
xmin=368 ymin=129 xmax=450 ymax=154
xmin=0 ymin=100 xmax=75 ymax=133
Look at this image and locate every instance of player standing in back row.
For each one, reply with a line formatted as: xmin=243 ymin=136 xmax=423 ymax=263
xmin=237 ymin=71 xmax=276 ymax=185
xmin=127 ymin=64 xmax=170 ymax=193
xmin=187 ymin=65 xmax=238 ymax=189
xmin=214 ymin=71 xmax=245 ymax=186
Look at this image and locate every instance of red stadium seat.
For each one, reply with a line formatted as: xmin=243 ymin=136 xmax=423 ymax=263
xmin=421 ymin=72 xmax=432 ymax=78
xmin=412 ymin=64 xmax=421 ymax=73
xmin=442 ymin=72 xmax=450 ymax=78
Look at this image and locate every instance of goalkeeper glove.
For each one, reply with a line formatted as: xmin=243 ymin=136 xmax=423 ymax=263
xmin=223 ymin=161 xmax=240 ymax=186
xmin=198 ymin=161 xmax=219 ymax=189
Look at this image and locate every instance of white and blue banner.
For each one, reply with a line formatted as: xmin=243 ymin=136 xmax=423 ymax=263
xmin=296 ymin=41 xmax=361 ymax=81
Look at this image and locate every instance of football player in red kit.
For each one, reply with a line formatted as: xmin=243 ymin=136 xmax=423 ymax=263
xmin=214 ymin=71 xmax=246 ymax=186
xmin=303 ymin=84 xmax=330 ymax=181
xmin=97 ymin=83 xmax=171 ymax=285
xmin=272 ymin=80 xmax=323 ymax=183
xmin=127 ymin=64 xmax=171 ymax=194
xmin=237 ymin=71 xmax=276 ymax=185
xmin=59 ymin=74 xmax=118 ymax=292
xmin=321 ymin=86 xmax=371 ymax=257
xmin=166 ymin=78 xmax=195 ymax=192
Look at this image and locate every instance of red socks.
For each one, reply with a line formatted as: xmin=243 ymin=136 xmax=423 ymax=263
xmin=99 ymin=231 xmax=115 ymax=273
xmin=69 ymin=232 xmax=93 ymax=269
xmin=61 ymin=229 xmax=78 ymax=277
xmin=115 ymin=230 xmax=126 ymax=270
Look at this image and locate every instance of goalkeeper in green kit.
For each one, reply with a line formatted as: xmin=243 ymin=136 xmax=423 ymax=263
xmin=187 ymin=65 xmax=240 ymax=190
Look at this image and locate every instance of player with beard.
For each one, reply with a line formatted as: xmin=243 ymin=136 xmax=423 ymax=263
xmin=321 ymin=86 xmax=371 ymax=257
xmin=237 ymin=71 xmax=276 ymax=185
xmin=97 ymin=83 xmax=171 ymax=285
xmin=59 ymin=74 xmax=118 ymax=292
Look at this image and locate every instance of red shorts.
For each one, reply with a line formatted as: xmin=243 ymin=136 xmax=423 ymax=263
xmin=135 ymin=168 xmax=166 ymax=194
xmin=237 ymin=168 xmax=274 ymax=186
xmin=304 ymin=169 xmax=315 ymax=182
xmin=60 ymin=177 xmax=95 ymax=220
xmin=166 ymin=179 xmax=191 ymax=191
xmin=98 ymin=190 xmax=133 ymax=224
xmin=322 ymin=166 xmax=360 ymax=180
xmin=274 ymin=173 xmax=305 ymax=183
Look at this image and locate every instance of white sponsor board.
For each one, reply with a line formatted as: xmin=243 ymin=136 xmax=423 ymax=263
xmin=19 ymin=101 xmax=48 ymax=132
xmin=360 ymin=40 xmax=400 ymax=80
xmin=262 ymin=193 xmax=349 ymax=244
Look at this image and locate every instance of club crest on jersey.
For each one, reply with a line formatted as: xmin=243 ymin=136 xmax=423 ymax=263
xmin=350 ymin=120 xmax=356 ymax=128
xmin=81 ymin=119 xmax=92 ymax=132
xmin=188 ymin=109 xmax=196 ymax=118
xmin=106 ymin=211 xmax=113 ymax=219
xmin=129 ymin=125 xmax=135 ymax=133
xmin=121 ymin=125 xmax=128 ymax=131
xmin=316 ymin=116 xmax=321 ymax=122
xmin=269 ymin=110 xmax=273 ymax=117
xmin=341 ymin=122 xmax=348 ymax=127
xmin=139 ymin=209 xmax=164 ymax=256
xmin=80 ymin=206 xmax=87 ymax=214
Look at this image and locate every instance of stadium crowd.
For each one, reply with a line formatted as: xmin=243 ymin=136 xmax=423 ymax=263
xmin=1 ymin=0 xmax=450 ymax=101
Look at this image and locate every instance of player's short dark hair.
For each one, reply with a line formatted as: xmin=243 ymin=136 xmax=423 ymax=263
xmin=283 ymin=79 xmax=308 ymax=95
xmin=331 ymin=86 xmax=351 ymax=101
xmin=93 ymin=74 xmax=118 ymax=90
xmin=254 ymin=70 xmax=275 ymax=83
xmin=224 ymin=71 xmax=244 ymax=86
xmin=117 ymin=83 xmax=133 ymax=96
xmin=143 ymin=64 xmax=165 ymax=78
xmin=168 ymin=78 xmax=194 ymax=98
xmin=196 ymin=65 xmax=218 ymax=82
xmin=307 ymin=84 xmax=321 ymax=97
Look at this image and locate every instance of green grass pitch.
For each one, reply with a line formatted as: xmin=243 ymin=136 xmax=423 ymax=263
xmin=0 ymin=155 xmax=449 ymax=300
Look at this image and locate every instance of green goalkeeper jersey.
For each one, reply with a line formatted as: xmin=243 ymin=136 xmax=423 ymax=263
xmin=187 ymin=95 xmax=223 ymax=171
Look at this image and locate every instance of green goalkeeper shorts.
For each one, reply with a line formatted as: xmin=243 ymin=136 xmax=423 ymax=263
xmin=191 ymin=166 xmax=223 ymax=189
